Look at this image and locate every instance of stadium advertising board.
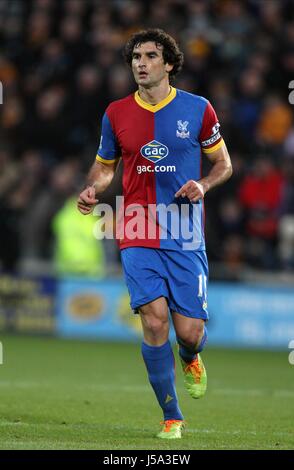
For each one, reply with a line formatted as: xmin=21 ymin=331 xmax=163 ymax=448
xmin=0 ymin=275 xmax=56 ymax=334
xmin=208 ymin=283 xmax=294 ymax=349
xmin=56 ymin=279 xmax=294 ymax=349
xmin=56 ymin=278 xmax=144 ymax=340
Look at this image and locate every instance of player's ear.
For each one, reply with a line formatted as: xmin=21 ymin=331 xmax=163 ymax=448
xmin=165 ymin=63 xmax=173 ymax=73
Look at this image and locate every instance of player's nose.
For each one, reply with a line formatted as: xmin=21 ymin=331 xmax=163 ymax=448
xmin=138 ymin=57 xmax=147 ymax=68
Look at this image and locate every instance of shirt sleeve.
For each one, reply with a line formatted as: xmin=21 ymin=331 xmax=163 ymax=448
xmin=96 ymin=111 xmax=120 ymax=164
xmin=199 ymin=101 xmax=224 ymax=154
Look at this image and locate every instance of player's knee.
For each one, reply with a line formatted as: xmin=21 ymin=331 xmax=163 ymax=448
xmin=194 ymin=323 xmax=205 ymax=347
xmin=179 ymin=323 xmax=205 ymax=350
xmin=144 ymin=316 xmax=168 ymax=339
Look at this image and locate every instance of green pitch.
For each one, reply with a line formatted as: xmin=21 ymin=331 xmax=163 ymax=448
xmin=0 ymin=335 xmax=293 ymax=450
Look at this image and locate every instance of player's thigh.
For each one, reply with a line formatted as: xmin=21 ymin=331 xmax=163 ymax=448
xmin=139 ymin=297 xmax=169 ymax=344
xmin=139 ymin=296 xmax=169 ymax=326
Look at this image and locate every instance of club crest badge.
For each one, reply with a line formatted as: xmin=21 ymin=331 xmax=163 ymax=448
xmin=176 ymin=120 xmax=190 ymax=139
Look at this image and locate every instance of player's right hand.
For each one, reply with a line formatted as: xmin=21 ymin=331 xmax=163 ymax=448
xmin=77 ymin=186 xmax=98 ymax=215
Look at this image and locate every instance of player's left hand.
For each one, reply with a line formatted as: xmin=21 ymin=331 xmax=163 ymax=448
xmin=175 ymin=180 xmax=205 ymax=203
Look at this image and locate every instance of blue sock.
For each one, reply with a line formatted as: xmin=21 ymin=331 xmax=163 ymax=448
xmin=141 ymin=341 xmax=183 ymax=421
xmin=178 ymin=325 xmax=208 ymax=363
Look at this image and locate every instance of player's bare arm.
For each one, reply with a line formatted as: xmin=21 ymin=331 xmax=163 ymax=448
xmin=175 ymin=141 xmax=232 ymax=203
xmin=77 ymin=159 xmax=118 ymax=215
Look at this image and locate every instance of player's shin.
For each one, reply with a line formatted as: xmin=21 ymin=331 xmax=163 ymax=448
xmin=141 ymin=341 xmax=183 ymax=421
xmin=178 ymin=326 xmax=208 ymax=399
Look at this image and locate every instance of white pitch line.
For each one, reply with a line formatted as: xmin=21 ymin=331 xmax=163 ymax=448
xmin=186 ymin=428 xmax=294 ymax=437
xmin=212 ymin=388 xmax=264 ymax=396
xmin=0 ymin=422 xmax=292 ymax=440
xmin=1 ymin=381 xmax=294 ymax=398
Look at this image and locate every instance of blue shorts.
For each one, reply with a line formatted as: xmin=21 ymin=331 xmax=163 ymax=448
xmin=120 ymin=247 xmax=209 ymax=320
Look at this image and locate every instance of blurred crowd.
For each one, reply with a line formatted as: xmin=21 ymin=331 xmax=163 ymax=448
xmin=0 ymin=0 xmax=294 ymax=278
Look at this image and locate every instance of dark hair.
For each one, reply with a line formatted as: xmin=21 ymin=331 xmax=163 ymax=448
xmin=123 ymin=28 xmax=184 ymax=78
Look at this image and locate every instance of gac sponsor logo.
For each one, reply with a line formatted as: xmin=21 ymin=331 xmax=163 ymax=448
xmin=137 ymin=165 xmax=176 ymax=174
xmin=140 ymin=140 xmax=169 ymax=163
